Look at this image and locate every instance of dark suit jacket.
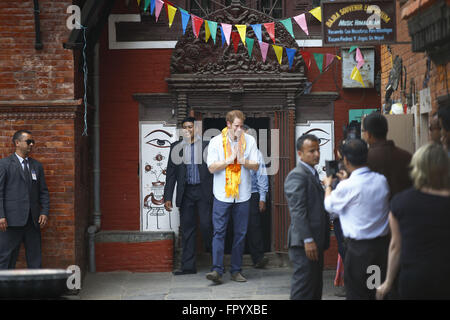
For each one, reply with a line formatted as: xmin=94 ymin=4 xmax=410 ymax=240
xmin=284 ymin=163 xmax=330 ymax=251
xmin=368 ymin=140 xmax=412 ymax=198
xmin=0 ymin=154 xmax=50 ymax=228
xmin=163 ymin=139 xmax=213 ymax=208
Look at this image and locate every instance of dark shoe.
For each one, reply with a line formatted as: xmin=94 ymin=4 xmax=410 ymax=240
xmin=172 ymin=269 xmax=197 ymax=276
xmin=231 ymin=272 xmax=247 ymax=282
xmin=254 ymin=257 xmax=269 ymax=269
xmin=206 ymin=271 xmax=222 ymax=284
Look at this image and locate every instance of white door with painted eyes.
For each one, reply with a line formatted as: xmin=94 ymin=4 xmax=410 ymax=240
xmin=140 ymin=122 xmax=180 ymax=235
xmin=295 ymin=121 xmax=335 ymax=181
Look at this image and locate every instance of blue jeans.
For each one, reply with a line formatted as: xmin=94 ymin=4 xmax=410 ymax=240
xmin=211 ymin=197 xmax=250 ymax=275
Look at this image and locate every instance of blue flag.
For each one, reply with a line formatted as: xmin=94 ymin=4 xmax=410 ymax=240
xmin=150 ymin=0 xmax=155 ymax=14
xmin=220 ymin=25 xmax=226 ymax=47
xmin=179 ymin=8 xmax=190 ymax=35
xmin=251 ymin=24 xmax=262 ymax=42
xmin=286 ymin=48 xmax=297 ymax=69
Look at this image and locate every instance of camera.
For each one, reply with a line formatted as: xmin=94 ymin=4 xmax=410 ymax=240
xmin=325 ymin=160 xmax=340 ymax=178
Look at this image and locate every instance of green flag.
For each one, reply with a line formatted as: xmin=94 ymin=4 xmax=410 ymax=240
xmin=349 ymin=45 xmax=358 ymax=53
xmin=207 ymin=20 xmax=218 ymax=44
xmin=280 ymin=18 xmax=294 ymax=38
xmin=313 ymin=53 xmax=324 ymax=73
xmin=246 ymin=37 xmax=254 ymax=57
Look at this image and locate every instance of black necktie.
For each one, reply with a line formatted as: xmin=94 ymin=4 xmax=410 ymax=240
xmin=23 ymin=159 xmax=31 ymax=186
xmin=314 ymin=170 xmax=322 ymax=186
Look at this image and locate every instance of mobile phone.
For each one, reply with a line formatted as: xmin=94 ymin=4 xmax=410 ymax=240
xmin=325 ymin=160 xmax=339 ymax=178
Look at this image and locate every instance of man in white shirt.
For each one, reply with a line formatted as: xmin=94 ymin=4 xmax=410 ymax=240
xmin=205 ymin=110 xmax=259 ymax=284
xmin=323 ymin=138 xmax=390 ymax=300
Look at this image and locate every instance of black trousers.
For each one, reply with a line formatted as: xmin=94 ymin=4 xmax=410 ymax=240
xmin=0 ymin=213 xmax=42 ymax=270
xmin=246 ymin=192 xmax=265 ymax=265
xmin=344 ymin=235 xmax=390 ymax=300
xmin=179 ymin=184 xmax=212 ymax=272
xmin=288 ymin=246 xmax=324 ymax=300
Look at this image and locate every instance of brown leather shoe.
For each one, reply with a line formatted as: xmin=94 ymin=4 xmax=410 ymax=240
xmin=206 ymin=271 xmax=222 ymax=284
xmin=231 ymin=272 xmax=247 ymax=282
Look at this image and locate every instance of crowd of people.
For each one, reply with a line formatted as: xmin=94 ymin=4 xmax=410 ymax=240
xmin=163 ymin=107 xmax=450 ymax=299
xmin=286 ymin=108 xmax=450 ymax=300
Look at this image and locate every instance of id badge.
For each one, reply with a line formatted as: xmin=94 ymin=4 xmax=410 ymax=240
xmin=31 ymin=169 xmax=37 ymax=181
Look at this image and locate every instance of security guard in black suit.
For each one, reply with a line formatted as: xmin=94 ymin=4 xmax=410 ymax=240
xmin=164 ymin=117 xmax=213 ymax=275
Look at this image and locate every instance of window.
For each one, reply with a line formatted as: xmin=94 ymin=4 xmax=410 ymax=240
xmin=190 ymin=0 xmax=213 ymax=17
xmin=258 ymin=0 xmax=282 ymax=19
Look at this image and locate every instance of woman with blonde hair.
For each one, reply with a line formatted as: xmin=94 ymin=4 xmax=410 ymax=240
xmin=377 ymin=143 xmax=450 ymax=299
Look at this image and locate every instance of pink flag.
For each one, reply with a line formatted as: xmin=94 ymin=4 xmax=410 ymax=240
xmin=259 ymin=41 xmax=269 ymax=63
xmin=221 ymin=23 xmax=232 ymax=46
xmin=325 ymin=53 xmax=335 ymax=69
xmin=293 ymin=14 xmax=308 ymax=36
xmin=356 ymin=48 xmax=365 ymax=69
xmin=155 ymin=0 xmax=164 ymax=22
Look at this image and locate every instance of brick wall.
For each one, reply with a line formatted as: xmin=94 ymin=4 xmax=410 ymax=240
xmin=0 ymin=104 xmax=89 ymax=272
xmin=0 ymin=0 xmax=75 ymax=101
xmin=381 ymin=1 xmax=450 ymax=115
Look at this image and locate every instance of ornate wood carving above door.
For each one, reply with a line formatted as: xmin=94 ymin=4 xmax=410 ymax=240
xmin=169 ymin=2 xmax=305 ymax=75
xmin=166 ymin=2 xmax=307 ymax=124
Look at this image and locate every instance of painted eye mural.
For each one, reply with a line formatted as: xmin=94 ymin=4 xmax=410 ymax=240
xmin=145 ymin=129 xmax=173 ymax=148
xmin=304 ymin=128 xmax=331 ymax=147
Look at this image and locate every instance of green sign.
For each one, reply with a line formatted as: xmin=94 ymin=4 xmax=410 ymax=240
xmin=349 ymin=108 xmax=378 ymax=122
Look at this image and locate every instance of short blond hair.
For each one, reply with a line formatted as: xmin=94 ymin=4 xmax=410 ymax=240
xmin=410 ymin=143 xmax=450 ymax=190
xmin=226 ymin=110 xmax=245 ymax=124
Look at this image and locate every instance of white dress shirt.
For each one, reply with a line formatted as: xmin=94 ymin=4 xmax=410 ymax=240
xmin=207 ymin=132 xmax=258 ymax=203
xmin=15 ymin=153 xmax=29 ymax=170
xmin=324 ymin=167 xmax=390 ymax=240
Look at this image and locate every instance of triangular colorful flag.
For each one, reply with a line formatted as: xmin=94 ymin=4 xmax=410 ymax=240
xmin=313 ymin=53 xmax=324 ymax=73
xmin=349 ymin=46 xmax=358 ymax=53
xmin=137 ymin=0 xmax=141 ymax=6
xmin=246 ymin=37 xmax=254 ymax=57
xmin=309 ymin=7 xmax=322 ymax=22
xmin=336 ymin=55 xmax=342 ymax=60
xmin=356 ymin=48 xmax=365 ymax=69
xmin=231 ymin=31 xmax=240 ymax=53
xmin=207 ymin=20 xmax=218 ymax=44
xmin=235 ymin=25 xmax=247 ymax=45
xmin=164 ymin=1 xmax=175 ymax=18
xmin=300 ymin=50 xmax=312 ymax=70
xmin=221 ymin=23 xmax=232 ymax=46
xmin=150 ymin=0 xmax=155 ymax=14
xmin=191 ymin=15 xmax=204 ymax=38
xmin=259 ymin=41 xmax=269 ymax=63
xmin=179 ymin=8 xmax=190 ymax=34
xmin=155 ymin=0 xmax=164 ymax=22
xmin=251 ymin=24 xmax=262 ymax=42
xmin=325 ymin=53 xmax=335 ymax=70
xmin=144 ymin=0 xmax=150 ymax=12
xmin=167 ymin=4 xmax=177 ymax=28
xmin=205 ymin=21 xmax=211 ymax=42
xmin=280 ymin=18 xmax=294 ymax=39
xmin=286 ymin=48 xmax=297 ymax=69
xmin=351 ymin=66 xmax=365 ymax=87
xmin=219 ymin=25 xmax=226 ymax=47
xmin=294 ymin=14 xmax=309 ymax=36
xmin=263 ymin=22 xmax=275 ymax=43
xmin=273 ymin=45 xmax=283 ymax=65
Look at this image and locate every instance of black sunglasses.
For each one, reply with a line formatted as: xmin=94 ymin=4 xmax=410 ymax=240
xmin=25 ymin=139 xmax=35 ymax=145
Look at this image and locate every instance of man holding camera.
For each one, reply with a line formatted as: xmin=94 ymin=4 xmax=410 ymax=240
xmin=323 ymin=139 xmax=390 ymax=300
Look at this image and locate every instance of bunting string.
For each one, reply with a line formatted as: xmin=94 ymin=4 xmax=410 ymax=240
xmin=136 ymin=0 xmax=368 ymax=78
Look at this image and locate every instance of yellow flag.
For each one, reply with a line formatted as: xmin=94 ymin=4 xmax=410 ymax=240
xmin=309 ymin=7 xmax=322 ymax=22
xmin=272 ymin=45 xmax=283 ymax=65
xmin=205 ymin=20 xmax=211 ymax=42
xmin=235 ymin=25 xmax=247 ymax=45
xmin=137 ymin=0 xmax=141 ymax=5
xmin=351 ymin=66 xmax=365 ymax=87
xmin=167 ymin=4 xmax=177 ymax=28
xmin=336 ymin=55 xmax=342 ymax=60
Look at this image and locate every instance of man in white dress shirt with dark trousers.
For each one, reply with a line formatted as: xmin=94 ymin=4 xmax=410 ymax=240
xmin=324 ymin=138 xmax=390 ymax=300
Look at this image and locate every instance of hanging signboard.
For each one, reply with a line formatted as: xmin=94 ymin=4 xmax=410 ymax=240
xmin=322 ymin=0 xmax=396 ymax=46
